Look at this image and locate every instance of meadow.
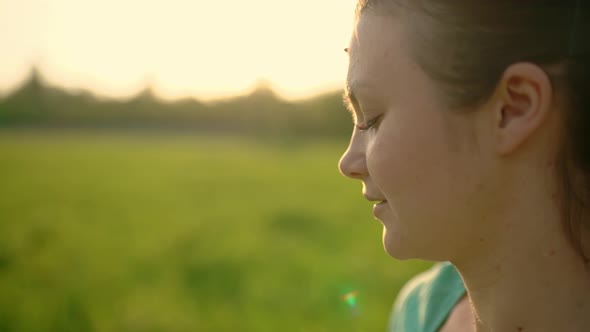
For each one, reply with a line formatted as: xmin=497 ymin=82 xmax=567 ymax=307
xmin=0 ymin=130 xmax=432 ymax=332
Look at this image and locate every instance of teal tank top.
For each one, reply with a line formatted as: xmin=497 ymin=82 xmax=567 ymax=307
xmin=387 ymin=261 xmax=467 ymax=332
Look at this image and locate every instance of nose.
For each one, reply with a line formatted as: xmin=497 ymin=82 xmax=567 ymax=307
xmin=338 ymin=133 xmax=367 ymax=180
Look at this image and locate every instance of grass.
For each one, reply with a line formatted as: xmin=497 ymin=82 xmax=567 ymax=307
xmin=0 ymin=130 xmax=432 ymax=332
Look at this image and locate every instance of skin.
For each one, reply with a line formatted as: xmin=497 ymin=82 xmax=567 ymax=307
xmin=339 ymin=10 xmax=590 ymax=332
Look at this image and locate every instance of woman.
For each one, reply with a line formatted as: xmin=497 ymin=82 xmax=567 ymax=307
xmin=338 ymin=1 xmax=589 ymax=331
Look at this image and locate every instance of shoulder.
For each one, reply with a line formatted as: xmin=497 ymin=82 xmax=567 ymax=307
xmin=387 ymin=262 xmax=466 ymax=332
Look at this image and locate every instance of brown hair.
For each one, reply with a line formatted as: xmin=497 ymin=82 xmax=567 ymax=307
xmin=356 ymin=0 xmax=590 ymax=261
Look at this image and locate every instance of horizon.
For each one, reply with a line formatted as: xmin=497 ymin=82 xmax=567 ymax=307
xmin=0 ymin=66 xmax=345 ymax=103
xmin=0 ymin=0 xmax=357 ymax=102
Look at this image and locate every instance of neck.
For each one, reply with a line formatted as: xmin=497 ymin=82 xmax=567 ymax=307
xmin=452 ymin=176 xmax=590 ymax=332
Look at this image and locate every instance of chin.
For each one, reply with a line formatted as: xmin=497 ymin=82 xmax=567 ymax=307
xmin=382 ymin=227 xmax=412 ymax=260
xmin=382 ymin=227 xmax=442 ymax=261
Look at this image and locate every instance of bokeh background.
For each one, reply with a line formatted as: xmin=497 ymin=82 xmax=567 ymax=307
xmin=0 ymin=1 xmax=433 ymax=331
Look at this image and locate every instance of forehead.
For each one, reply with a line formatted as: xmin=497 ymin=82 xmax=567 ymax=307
xmin=346 ymin=13 xmax=408 ymax=98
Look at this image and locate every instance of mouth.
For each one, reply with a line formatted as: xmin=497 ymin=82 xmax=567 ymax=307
xmin=364 ymin=195 xmax=387 ymax=204
xmin=364 ymin=193 xmax=384 ymax=200
xmin=372 ymin=200 xmax=388 ymax=218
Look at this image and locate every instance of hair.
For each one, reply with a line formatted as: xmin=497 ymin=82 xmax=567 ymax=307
xmin=355 ymin=0 xmax=590 ymax=261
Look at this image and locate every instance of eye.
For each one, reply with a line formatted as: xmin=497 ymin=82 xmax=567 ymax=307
xmin=355 ymin=114 xmax=383 ymax=131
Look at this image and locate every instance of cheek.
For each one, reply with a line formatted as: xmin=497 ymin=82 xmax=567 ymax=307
xmin=365 ymin=132 xmax=407 ymax=194
xmin=365 ymin=123 xmax=440 ymax=198
xmin=365 ymin=119 xmax=471 ymax=219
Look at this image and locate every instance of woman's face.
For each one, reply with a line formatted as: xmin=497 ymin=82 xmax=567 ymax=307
xmin=339 ymin=12 xmax=497 ymax=261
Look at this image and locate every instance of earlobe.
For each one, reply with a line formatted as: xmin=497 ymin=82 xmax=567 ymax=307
xmin=494 ymin=63 xmax=553 ymax=155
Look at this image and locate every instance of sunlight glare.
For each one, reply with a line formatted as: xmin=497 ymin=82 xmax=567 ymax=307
xmin=0 ymin=0 xmax=358 ymax=100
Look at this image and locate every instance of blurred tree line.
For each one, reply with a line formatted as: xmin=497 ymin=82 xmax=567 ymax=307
xmin=0 ymin=68 xmax=353 ymax=139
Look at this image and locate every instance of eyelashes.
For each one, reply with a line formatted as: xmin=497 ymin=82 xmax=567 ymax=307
xmin=355 ymin=114 xmax=383 ymax=131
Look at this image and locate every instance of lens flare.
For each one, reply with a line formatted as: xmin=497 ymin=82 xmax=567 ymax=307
xmin=341 ymin=290 xmax=358 ymax=308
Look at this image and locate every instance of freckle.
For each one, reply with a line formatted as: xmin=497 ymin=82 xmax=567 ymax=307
xmin=495 ymin=264 xmax=502 ymax=272
xmin=549 ymin=249 xmax=556 ymax=256
xmin=517 ymin=327 xmax=524 ymax=331
xmin=479 ymin=237 xmax=485 ymax=243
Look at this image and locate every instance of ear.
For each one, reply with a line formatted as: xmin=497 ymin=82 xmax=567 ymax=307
xmin=493 ymin=62 xmax=553 ymax=155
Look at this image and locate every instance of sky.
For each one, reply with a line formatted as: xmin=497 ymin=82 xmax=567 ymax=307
xmin=0 ymin=0 xmax=357 ymax=101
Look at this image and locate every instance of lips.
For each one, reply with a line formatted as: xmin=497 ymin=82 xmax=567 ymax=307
xmin=363 ymin=194 xmax=386 ymax=203
xmin=373 ymin=200 xmax=388 ymax=209
xmin=372 ymin=200 xmax=388 ymax=218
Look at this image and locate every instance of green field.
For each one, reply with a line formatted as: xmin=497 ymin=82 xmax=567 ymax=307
xmin=0 ymin=130 xmax=432 ymax=332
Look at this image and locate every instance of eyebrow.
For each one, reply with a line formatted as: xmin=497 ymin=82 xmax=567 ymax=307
xmin=342 ymin=85 xmax=360 ymax=117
